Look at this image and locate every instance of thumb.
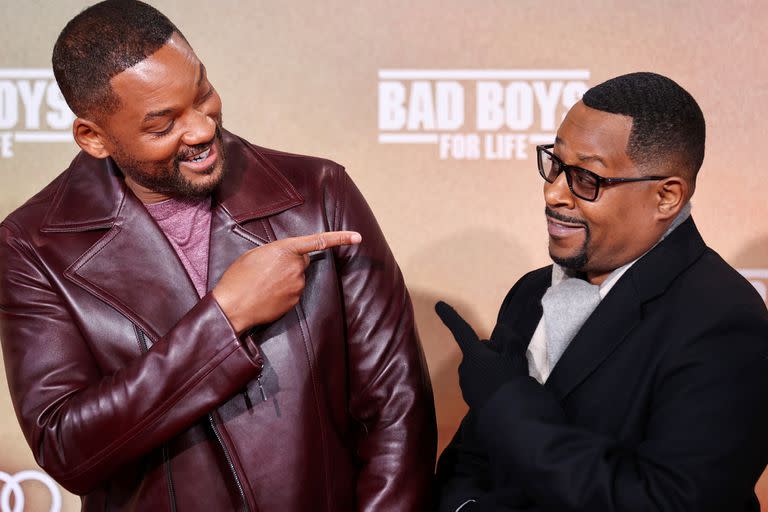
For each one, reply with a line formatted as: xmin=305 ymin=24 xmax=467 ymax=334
xmin=435 ymin=301 xmax=480 ymax=350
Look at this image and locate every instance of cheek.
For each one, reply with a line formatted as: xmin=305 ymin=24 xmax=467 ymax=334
xmin=581 ymin=201 xmax=627 ymax=248
xmin=586 ymin=200 xmax=650 ymax=256
xmin=131 ymin=138 xmax=181 ymax=164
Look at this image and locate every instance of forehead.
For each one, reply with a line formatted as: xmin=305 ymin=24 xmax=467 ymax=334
xmin=109 ymin=33 xmax=201 ymax=115
xmin=555 ymin=101 xmax=633 ymax=168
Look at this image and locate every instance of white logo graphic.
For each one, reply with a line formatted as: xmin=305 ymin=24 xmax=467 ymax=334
xmin=378 ymin=69 xmax=590 ymax=160
xmin=0 ymin=69 xmax=75 ymax=159
xmin=739 ymin=268 xmax=768 ymax=303
xmin=0 ymin=470 xmax=62 ymax=512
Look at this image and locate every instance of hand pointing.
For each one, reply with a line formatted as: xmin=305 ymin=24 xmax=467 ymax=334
xmin=213 ymin=231 xmax=362 ymax=333
xmin=435 ymin=301 xmax=528 ymax=410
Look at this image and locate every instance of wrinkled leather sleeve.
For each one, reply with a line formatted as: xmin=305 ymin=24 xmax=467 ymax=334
xmin=0 ymin=220 xmax=263 ymax=495
xmin=331 ymin=168 xmax=437 ymax=512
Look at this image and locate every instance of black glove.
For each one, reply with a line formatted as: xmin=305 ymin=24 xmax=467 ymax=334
xmin=435 ymin=301 xmax=528 ymax=410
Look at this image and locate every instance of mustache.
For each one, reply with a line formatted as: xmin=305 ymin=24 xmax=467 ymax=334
xmin=176 ymin=123 xmax=223 ymax=161
xmin=545 ymin=206 xmax=587 ymax=227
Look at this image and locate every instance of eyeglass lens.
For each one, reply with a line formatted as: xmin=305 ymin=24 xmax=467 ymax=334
xmin=539 ymin=150 xmax=599 ymax=200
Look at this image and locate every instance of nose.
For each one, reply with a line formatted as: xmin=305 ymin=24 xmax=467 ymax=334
xmin=544 ymin=171 xmax=575 ymax=209
xmin=180 ymin=109 xmax=216 ymax=147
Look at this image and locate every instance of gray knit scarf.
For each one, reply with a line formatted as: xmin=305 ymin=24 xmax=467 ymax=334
xmin=542 ymin=203 xmax=692 ymax=370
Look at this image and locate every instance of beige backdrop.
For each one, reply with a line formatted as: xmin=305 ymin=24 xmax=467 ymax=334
xmin=1 ymin=1 xmax=766 ymax=510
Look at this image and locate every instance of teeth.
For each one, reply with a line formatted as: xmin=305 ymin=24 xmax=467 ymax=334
xmin=189 ymin=148 xmax=210 ymax=162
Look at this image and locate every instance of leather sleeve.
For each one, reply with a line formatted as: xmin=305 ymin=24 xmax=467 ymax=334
xmin=473 ymin=306 xmax=768 ymax=512
xmin=331 ymin=168 xmax=437 ymax=512
xmin=0 ymin=221 xmax=263 ymax=495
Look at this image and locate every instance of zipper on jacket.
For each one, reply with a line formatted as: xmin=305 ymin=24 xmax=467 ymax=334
xmin=257 ymin=377 xmax=267 ymax=402
xmin=162 ymin=445 xmax=177 ymax=512
xmin=134 ymin=326 xmax=178 ymax=512
xmin=243 ymin=327 xmax=267 ymax=404
xmin=134 ymin=325 xmax=150 ymax=353
xmin=208 ymin=413 xmax=251 ymax=512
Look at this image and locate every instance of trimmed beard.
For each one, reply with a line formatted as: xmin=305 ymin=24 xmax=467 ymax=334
xmin=111 ymin=124 xmax=226 ymax=199
xmin=546 ymin=206 xmax=591 ymax=270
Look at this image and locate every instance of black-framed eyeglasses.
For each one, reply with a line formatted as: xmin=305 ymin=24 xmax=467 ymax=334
xmin=536 ymin=144 xmax=667 ymax=202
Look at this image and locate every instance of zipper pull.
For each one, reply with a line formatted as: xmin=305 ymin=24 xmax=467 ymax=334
xmin=257 ymin=377 xmax=267 ymax=402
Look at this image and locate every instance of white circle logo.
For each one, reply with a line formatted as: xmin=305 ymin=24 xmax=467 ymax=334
xmin=0 ymin=470 xmax=61 ymax=512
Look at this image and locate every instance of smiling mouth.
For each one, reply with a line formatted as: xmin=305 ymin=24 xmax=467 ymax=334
xmin=547 ymin=218 xmax=585 ymax=236
xmin=547 ymin=216 xmax=584 ymax=229
xmin=545 ymin=208 xmax=586 ymax=238
xmin=183 ymin=146 xmax=211 ymax=163
xmin=178 ymin=142 xmax=218 ymax=171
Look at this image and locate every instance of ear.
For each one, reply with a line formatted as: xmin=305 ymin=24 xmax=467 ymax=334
xmin=73 ymin=118 xmax=112 ymax=159
xmin=654 ymin=176 xmax=688 ymax=221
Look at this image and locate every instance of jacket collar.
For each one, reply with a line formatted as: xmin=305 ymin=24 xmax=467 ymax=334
xmin=213 ymin=131 xmax=304 ymax=223
xmin=41 ymin=129 xmax=303 ymax=233
xmin=544 ymin=217 xmax=707 ymax=401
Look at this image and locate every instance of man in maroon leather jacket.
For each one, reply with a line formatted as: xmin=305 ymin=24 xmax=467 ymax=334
xmin=0 ymin=2 xmax=436 ymax=511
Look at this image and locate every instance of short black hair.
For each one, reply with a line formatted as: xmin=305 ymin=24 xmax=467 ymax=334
xmin=582 ymin=72 xmax=706 ymax=184
xmin=52 ymin=0 xmax=184 ymax=120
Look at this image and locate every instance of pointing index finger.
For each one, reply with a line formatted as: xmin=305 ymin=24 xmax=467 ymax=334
xmin=435 ymin=301 xmax=480 ymax=349
xmin=287 ymin=231 xmax=362 ymax=255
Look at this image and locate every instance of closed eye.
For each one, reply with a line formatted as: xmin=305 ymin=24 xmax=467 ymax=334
xmin=150 ymin=121 xmax=175 ymax=138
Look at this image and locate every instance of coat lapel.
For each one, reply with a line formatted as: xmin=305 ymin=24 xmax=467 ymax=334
xmin=214 ymin=130 xmax=303 ymax=225
xmin=502 ymin=268 xmax=550 ymax=342
xmin=545 ymin=218 xmax=707 ymax=401
xmin=61 ymin=163 xmax=199 ymax=342
xmin=544 ymin=271 xmax=643 ymax=401
xmin=206 ymin=208 xmax=270 ymax=290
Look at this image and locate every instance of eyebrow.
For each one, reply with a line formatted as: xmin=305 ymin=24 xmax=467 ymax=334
xmin=142 ymin=108 xmax=173 ymax=124
xmin=554 ymin=136 xmax=607 ymax=167
xmin=141 ymin=62 xmax=207 ymax=124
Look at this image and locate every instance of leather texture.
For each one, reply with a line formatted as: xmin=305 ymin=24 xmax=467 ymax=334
xmin=437 ymin=218 xmax=768 ymax=511
xmin=0 ymin=130 xmax=436 ymax=511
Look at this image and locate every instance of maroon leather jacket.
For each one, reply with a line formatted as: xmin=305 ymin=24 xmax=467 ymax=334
xmin=0 ymin=130 xmax=436 ymax=511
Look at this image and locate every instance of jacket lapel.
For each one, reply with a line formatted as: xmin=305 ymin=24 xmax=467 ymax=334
xmin=503 ymin=268 xmax=550 ymax=342
xmin=206 ymin=208 xmax=270 ymax=289
xmin=544 ymin=269 xmax=643 ymax=401
xmin=545 ymin=218 xmax=706 ymax=401
xmin=214 ymin=130 xmax=303 ymax=225
xmin=59 ymin=160 xmax=200 ymax=342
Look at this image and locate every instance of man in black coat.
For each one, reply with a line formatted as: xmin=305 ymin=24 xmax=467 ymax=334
xmin=436 ymin=72 xmax=768 ymax=511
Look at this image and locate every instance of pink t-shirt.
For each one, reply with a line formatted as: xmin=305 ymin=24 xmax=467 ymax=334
xmin=145 ymin=196 xmax=212 ymax=298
